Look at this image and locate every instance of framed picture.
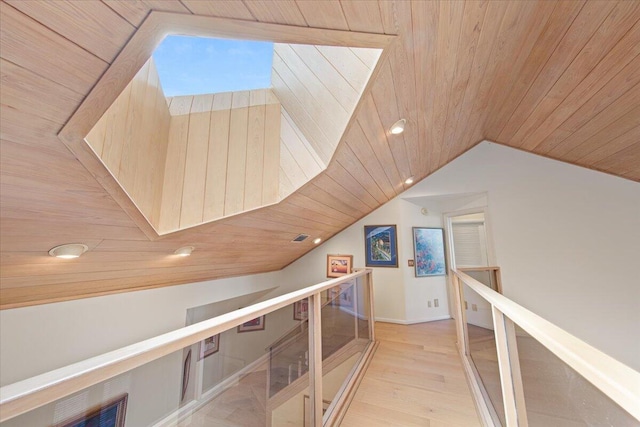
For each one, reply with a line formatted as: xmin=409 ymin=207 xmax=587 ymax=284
xmin=55 ymin=394 xmax=128 ymax=427
xmin=199 ymin=334 xmax=220 ymax=359
xmin=364 ymin=225 xmax=398 ymax=267
xmin=326 ymin=254 xmax=353 ymax=278
xmin=238 ymin=315 xmax=266 ymax=333
xmin=293 ymin=298 xmax=309 ymax=321
xmin=413 ymin=227 xmax=447 ymax=277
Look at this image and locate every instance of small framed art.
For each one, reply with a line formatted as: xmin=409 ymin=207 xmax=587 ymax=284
xmin=199 ymin=334 xmax=220 ymax=359
xmin=293 ymin=298 xmax=309 ymax=321
xmin=238 ymin=315 xmax=266 ymax=333
xmin=364 ymin=225 xmax=398 ymax=267
xmin=412 ymin=227 xmax=447 ymax=277
xmin=326 ymin=254 xmax=353 ymax=278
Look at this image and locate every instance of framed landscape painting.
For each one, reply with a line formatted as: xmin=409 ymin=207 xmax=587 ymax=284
xmin=326 ymin=254 xmax=353 ymax=278
xmin=413 ymin=227 xmax=447 ymax=277
xmin=364 ymin=225 xmax=398 ymax=267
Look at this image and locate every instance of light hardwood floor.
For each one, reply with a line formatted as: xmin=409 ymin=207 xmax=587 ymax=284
xmin=341 ymin=320 xmax=481 ymax=427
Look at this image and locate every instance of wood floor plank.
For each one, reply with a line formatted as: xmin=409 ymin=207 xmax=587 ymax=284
xmin=343 ymin=321 xmax=481 ymax=427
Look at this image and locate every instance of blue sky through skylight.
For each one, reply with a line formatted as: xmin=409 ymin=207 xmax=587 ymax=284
xmin=153 ymin=35 xmax=274 ymax=97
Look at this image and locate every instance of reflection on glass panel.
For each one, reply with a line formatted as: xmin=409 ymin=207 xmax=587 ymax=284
xmin=320 ymin=277 xmax=371 ymax=419
xmin=1 ymin=346 xmax=202 ymax=427
xmin=463 ymin=283 xmax=506 ymax=426
xmin=464 ymin=269 xmax=497 ymax=291
xmin=268 ymin=301 xmax=310 ymax=399
xmin=511 ymin=325 xmax=639 ymax=427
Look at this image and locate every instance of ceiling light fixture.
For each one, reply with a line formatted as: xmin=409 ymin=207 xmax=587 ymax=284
xmin=313 ymin=237 xmax=322 ymax=244
xmin=405 ymin=177 xmax=414 ymax=185
xmin=49 ymin=244 xmax=89 ymax=259
xmin=390 ymin=118 xmax=406 ymax=135
xmin=174 ymin=246 xmax=194 ymax=256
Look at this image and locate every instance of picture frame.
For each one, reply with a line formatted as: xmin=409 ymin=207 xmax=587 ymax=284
xmin=55 ymin=394 xmax=128 ymax=427
xmin=364 ymin=225 xmax=398 ymax=267
xmin=293 ymin=298 xmax=309 ymax=321
xmin=412 ymin=227 xmax=447 ymax=277
xmin=237 ymin=315 xmax=266 ymax=332
xmin=326 ymin=254 xmax=353 ymax=278
xmin=199 ymin=334 xmax=220 ymax=359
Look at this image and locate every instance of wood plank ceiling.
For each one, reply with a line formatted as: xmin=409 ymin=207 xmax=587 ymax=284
xmin=1 ymin=0 xmax=638 ymax=309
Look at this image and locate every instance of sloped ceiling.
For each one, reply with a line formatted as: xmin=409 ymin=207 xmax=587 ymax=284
xmin=1 ymin=0 xmax=638 ymax=309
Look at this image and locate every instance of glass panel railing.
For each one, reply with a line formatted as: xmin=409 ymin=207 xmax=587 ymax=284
xmin=268 ymin=299 xmax=310 ymax=400
xmin=462 ymin=283 xmax=506 ymax=426
xmin=0 ymin=270 xmax=376 ymax=427
xmin=464 ymin=269 xmax=497 ymax=291
xmin=321 ymin=276 xmax=371 ymax=418
xmin=0 ymin=345 xmax=210 ymax=427
xmin=508 ymin=324 xmax=639 ymax=427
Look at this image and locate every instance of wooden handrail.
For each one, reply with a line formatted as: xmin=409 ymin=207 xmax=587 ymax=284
xmin=458 ymin=266 xmax=500 ymax=272
xmin=0 ymin=270 xmax=371 ymax=423
xmin=452 ymin=269 xmax=640 ymax=421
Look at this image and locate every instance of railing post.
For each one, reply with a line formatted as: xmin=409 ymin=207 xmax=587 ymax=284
xmin=452 ymin=273 xmax=469 ymax=356
xmin=492 ymin=305 xmax=528 ymax=426
xmin=353 ymin=281 xmax=359 ymax=340
xmin=367 ymin=271 xmax=375 ymax=342
xmin=308 ymin=292 xmax=323 ymax=426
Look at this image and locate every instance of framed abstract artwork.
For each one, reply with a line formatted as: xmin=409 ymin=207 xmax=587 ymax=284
xmin=326 ymin=254 xmax=353 ymax=278
xmin=56 ymin=394 xmax=128 ymax=427
xmin=238 ymin=315 xmax=266 ymax=333
xmin=364 ymin=225 xmax=398 ymax=267
xmin=199 ymin=334 xmax=220 ymax=359
xmin=412 ymin=227 xmax=447 ymax=277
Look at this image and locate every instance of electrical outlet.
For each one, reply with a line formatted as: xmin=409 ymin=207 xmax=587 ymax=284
xmin=472 ymin=303 xmax=478 ymax=311
xmin=464 ymin=301 xmax=468 ymax=310
xmin=428 ymin=300 xmax=432 ymax=308
xmin=434 ymin=299 xmax=439 ymax=307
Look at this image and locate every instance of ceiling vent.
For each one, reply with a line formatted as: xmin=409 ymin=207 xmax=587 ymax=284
xmin=292 ymin=234 xmax=310 ymax=242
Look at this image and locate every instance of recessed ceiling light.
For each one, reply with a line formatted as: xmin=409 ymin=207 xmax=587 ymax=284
xmin=174 ymin=246 xmax=194 ymax=256
xmin=390 ymin=118 xmax=406 ymax=135
xmin=49 ymin=244 xmax=89 ymax=259
xmin=405 ymin=177 xmax=414 ymax=185
xmin=313 ymin=237 xmax=322 ymax=244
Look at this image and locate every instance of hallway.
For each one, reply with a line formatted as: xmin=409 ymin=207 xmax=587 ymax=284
xmin=341 ymin=320 xmax=480 ymax=427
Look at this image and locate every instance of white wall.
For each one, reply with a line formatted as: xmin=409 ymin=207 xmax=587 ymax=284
xmin=0 ymin=272 xmax=280 ymax=386
xmin=401 ymin=141 xmax=640 ymax=371
xmin=272 ymin=193 xmax=451 ymax=324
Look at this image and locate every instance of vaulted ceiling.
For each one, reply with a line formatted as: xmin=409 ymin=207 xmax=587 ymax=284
xmin=1 ymin=0 xmax=639 ymax=309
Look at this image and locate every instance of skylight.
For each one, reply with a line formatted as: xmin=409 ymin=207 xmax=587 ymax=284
xmin=153 ymin=35 xmax=274 ymax=97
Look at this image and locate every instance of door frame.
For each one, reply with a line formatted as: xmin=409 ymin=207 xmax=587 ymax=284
xmin=442 ymin=206 xmax=496 ymax=316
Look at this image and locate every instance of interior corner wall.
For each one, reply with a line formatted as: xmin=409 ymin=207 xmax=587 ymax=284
xmin=0 ymin=272 xmax=279 ymax=387
xmin=271 ymin=193 xmax=452 ymax=325
xmin=401 ymin=141 xmax=640 ymax=371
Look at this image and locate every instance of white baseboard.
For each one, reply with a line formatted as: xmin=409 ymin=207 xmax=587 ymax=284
xmin=152 ymin=352 xmax=270 ymax=427
xmin=375 ymin=315 xmax=452 ymax=325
